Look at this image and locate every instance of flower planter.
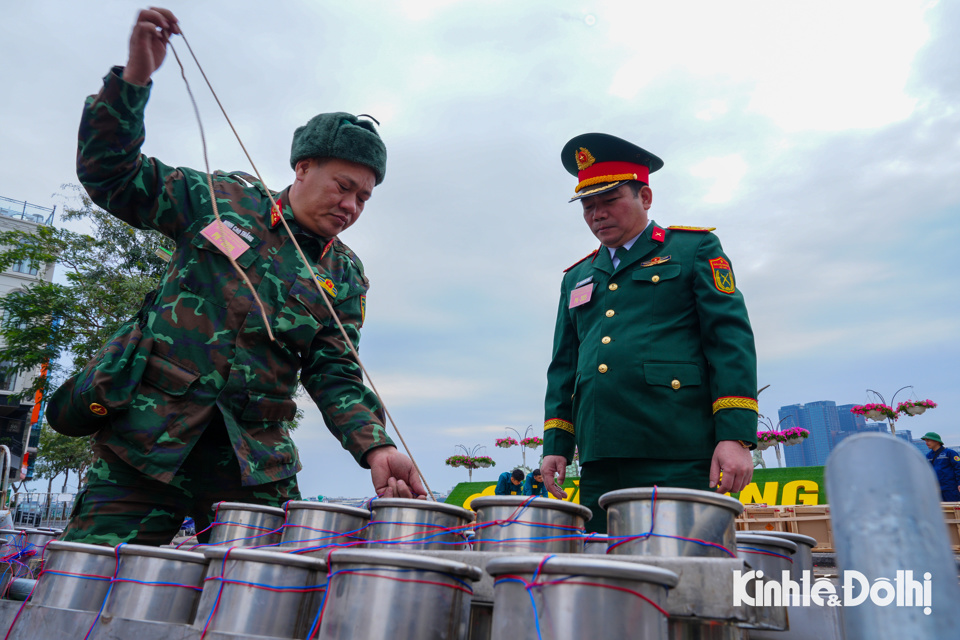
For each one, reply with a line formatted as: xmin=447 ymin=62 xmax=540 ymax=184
xmin=864 ymin=410 xmax=884 ymax=421
xmin=904 ymin=406 xmax=926 ymax=416
xmin=756 ymin=441 xmax=772 ymax=451
xmin=784 ymin=437 xmax=803 ymax=446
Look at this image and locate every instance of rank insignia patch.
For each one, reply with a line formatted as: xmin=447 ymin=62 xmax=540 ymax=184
xmin=575 ymin=147 xmax=596 ymax=170
xmin=709 ymin=257 xmax=735 ymax=294
xmin=652 ymin=226 xmax=665 ymax=243
xmin=270 ymin=202 xmax=283 ymax=228
xmin=640 ymin=255 xmax=671 ymax=267
xmin=314 ymin=273 xmax=338 ymax=297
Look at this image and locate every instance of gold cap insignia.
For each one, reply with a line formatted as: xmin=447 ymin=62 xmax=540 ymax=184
xmin=89 ymin=403 xmax=107 ymax=416
xmin=575 ymin=147 xmax=596 ymax=171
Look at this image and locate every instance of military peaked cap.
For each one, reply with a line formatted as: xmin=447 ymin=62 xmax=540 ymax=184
xmin=561 ymin=133 xmax=663 ymax=201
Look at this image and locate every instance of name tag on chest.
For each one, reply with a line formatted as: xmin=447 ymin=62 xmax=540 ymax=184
xmin=200 ymin=221 xmax=250 ymax=260
xmin=569 ymin=283 xmax=594 ymax=308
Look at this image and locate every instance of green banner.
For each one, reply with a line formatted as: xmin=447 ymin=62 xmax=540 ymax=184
xmin=445 ymin=466 xmax=825 ymax=509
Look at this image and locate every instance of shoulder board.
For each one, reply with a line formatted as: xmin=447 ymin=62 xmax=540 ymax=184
xmin=564 ymin=249 xmax=598 ymax=272
xmin=667 ymin=225 xmax=716 ymax=232
xmin=334 ymin=241 xmax=366 ymax=275
xmin=226 ymin=170 xmax=274 ymax=198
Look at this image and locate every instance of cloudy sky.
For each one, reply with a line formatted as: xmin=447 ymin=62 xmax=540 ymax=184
xmin=2 ymin=0 xmax=957 ymax=497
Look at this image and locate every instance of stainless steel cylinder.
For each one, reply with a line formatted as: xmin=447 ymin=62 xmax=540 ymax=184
xmin=471 ymin=496 xmax=593 ymax=553
xmin=750 ymin=530 xmax=817 ymax=580
xmin=22 ymin=528 xmax=59 ymax=551
xmin=826 ymin=433 xmax=960 ymax=639
xmin=278 ymin=501 xmax=370 ymax=554
xmin=734 ymin=533 xmax=795 ymax=631
xmin=30 ymin=541 xmax=118 ymax=611
xmin=735 ymin=533 xmax=797 ymax=575
xmin=194 ymin=547 xmax=327 ymax=638
xmin=487 ymin=554 xmax=680 ymax=640
xmin=317 ymin=549 xmax=483 ymax=640
xmin=600 ymin=488 xmax=743 ymax=558
xmin=102 ymin=544 xmax=208 ymax=624
xmin=366 ymin=499 xmax=473 ymax=550
xmin=207 ymin=502 xmax=285 ymax=548
xmin=583 ymin=533 xmax=610 ymax=555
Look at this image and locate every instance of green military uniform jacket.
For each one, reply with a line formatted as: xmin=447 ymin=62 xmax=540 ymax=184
xmin=543 ymin=221 xmax=758 ymax=464
xmin=73 ymin=67 xmax=393 ymax=486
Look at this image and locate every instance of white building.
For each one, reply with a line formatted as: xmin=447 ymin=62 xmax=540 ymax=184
xmin=0 ymin=195 xmax=56 ymax=481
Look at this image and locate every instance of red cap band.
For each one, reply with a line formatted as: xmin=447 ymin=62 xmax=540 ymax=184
xmin=578 ymin=161 xmax=650 ymax=185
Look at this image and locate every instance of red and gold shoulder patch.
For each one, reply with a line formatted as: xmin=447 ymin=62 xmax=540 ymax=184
xmin=270 ymin=201 xmax=283 ymax=228
xmin=709 ymin=257 xmax=735 ymax=294
xmin=564 ymin=249 xmax=599 ymax=272
xmin=652 ymin=226 xmax=665 ymax=243
xmin=668 ymin=225 xmax=716 ymax=232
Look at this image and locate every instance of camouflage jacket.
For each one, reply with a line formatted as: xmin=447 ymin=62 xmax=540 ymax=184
xmin=75 ymin=67 xmax=393 ymax=486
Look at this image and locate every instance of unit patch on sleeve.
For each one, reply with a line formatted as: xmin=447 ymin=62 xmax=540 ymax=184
xmin=709 ymin=257 xmax=735 ymax=294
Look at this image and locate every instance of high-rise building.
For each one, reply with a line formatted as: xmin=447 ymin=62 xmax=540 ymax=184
xmin=779 ymin=401 xmax=841 ymax=466
xmin=779 ymin=400 xmax=934 ymax=467
xmin=0 ymin=195 xmax=57 ymax=481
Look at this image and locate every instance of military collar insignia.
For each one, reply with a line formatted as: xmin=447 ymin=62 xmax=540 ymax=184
xmin=640 ymin=255 xmax=671 ymax=267
xmin=270 ymin=200 xmax=284 ymax=228
xmin=652 ymin=226 xmax=665 ymax=243
xmin=575 ymin=275 xmax=594 ymax=287
xmin=575 ymin=147 xmax=596 ymax=171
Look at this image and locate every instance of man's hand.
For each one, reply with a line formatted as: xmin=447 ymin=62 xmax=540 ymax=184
xmin=540 ymin=455 xmax=569 ymax=499
xmin=366 ymin=446 xmax=427 ymax=499
xmin=123 ymin=7 xmax=180 ymax=86
xmin=710 ymin=441 xmax=754 ymax=494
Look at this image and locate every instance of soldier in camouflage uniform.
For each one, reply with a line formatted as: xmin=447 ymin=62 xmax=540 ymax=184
xmin=56 ymin=8 xmax=424 ymax=546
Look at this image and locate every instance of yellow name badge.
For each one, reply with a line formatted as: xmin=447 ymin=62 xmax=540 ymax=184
xmin=314 ymin=273 xmax=338 ymax=297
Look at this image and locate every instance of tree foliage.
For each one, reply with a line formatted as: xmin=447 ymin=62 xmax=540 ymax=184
xmin=0 ymin=185 xmax=174 ymax=399
xmin=33 ymin=424 xmax=95 ymax=492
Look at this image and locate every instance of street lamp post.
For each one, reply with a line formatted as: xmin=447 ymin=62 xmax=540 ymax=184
xmin=503 ymin=425 xmax=538 ymax=471
xmin=453 ymin=444 xmax=485 ymax=482
xmin=758 ymin=415 xmax=795 ymax=468
xmin=866 ymin=386 xmax=912 ymax=436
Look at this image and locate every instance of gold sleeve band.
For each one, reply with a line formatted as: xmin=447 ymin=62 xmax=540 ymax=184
xmin=544 ymin=419 xmax=575 ymax=435
xmin=712 ymin=396 xmax=759 ymax=414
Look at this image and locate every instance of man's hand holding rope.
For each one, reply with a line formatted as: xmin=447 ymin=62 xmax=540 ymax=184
xmin=123 ymin=7 xmax=180 ymax=86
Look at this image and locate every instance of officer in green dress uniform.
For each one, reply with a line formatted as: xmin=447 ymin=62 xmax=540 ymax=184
xmin=540 ymin=133 xmax=758 ymax=533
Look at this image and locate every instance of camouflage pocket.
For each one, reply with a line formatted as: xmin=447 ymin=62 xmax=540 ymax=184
xmin=142 ymin=353 xmax=200 ymax=397
xmin=241 ymin=393 xmax=297 ymax=423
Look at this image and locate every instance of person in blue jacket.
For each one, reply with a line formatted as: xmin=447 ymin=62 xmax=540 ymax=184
xmin=921 ymin=432 xmax=960 ymax=502
xmin=495 ymin=469 xmax=525 ymax=495
xmin=523 ymin=469 xmax=548 ymax=497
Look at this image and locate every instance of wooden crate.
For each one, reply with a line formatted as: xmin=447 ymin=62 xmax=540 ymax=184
xmin=942 ymin=502 xmax=960 ymax=552
xmin=781 ymin=505 xmax=833 ymax=552
xmin=736 ymin=505 xmax=788 ymax=532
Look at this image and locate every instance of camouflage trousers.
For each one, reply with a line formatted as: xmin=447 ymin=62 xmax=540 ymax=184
xmin=579 ymin=458 xmax=712 ymax=534
xmin=62 ymin=417 xmax=300 ymax=547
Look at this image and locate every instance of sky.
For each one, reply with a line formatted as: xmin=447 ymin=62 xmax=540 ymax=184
xmin=1 ymin=0 xmax=957 ymax=498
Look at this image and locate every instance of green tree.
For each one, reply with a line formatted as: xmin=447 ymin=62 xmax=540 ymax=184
xmin=33 ymin=425 xmax=95 ymax=493
xmin=0 ymin=184 xmax=174 ymax=400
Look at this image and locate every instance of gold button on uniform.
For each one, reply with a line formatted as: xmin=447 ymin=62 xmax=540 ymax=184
xmin=608 ymin=283 xmax=618 ymax=291
xmin=652 ymin=275 xmax=661 ymax=283
xmin=601 ymin=336 xmax=611 ymax=344
xmin=605 ymin=310 xmax=615 ymax=317
xmin=671 ymin=379 xmax=681 ymax=390
xmin=598 ymin=364 xmax=608 ymax=373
